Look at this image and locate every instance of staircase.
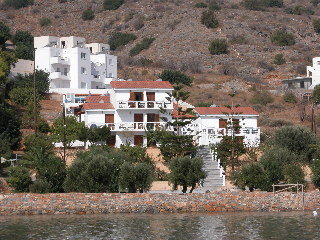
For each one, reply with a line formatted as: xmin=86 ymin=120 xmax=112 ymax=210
xmin=196 ymin=146 xmax=225 ymax=191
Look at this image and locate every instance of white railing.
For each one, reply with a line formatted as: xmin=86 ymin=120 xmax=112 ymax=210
xmin=90 ymin=122 xmax=173 ymax=131
xmin=202 ymin=127 xmax=260 ymax=136
xmin=51 ymin=56 xmax=70 ymax=65
xmin=50 ymin=72 xmax=70 ymax=80
xmin=209 ymin=148 xmax=225 ymax=186
xmin=117 ymin=101 xmax=172 ymax=109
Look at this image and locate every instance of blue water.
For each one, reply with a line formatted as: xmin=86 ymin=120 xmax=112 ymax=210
xmin=0 ymin=212 xmax=319 ymax=240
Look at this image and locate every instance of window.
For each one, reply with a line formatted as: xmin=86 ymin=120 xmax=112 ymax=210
xmin=102 ymin=47 xmax=105 ymax=52
xmin=109 ymin=59 xmax=112 ymax=65
xmin=89 ymin=47 xmax=92 ymax=53
xmin=63 ymin=68 xmax=68 ymax=76
xmin=309 ymin=71 xmax=313 ymax=77
xmin=61 ymin=41 xmax=65 ymax=48
xmin=108 ymin=73 xmax=113 ymax=77
xmin=56 ymin=67 xmax=60 ymax=73
xmin=81 ymin=67 xmax=86 ymax=74
xmin=81 ymin=52 xmax=86 ymax=59
xmin=300 ymin=81 xmax=305 ymax=89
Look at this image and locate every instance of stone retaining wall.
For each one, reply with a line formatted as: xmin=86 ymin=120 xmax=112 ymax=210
xmin=0 ymin=191 xmax=320 ymax=215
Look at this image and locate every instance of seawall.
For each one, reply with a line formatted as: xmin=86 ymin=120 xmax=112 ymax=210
xmin=0 ymin=191 xmax=319 ymax=215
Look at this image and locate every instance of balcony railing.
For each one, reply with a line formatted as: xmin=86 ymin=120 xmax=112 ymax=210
xmin=51 ymin=72 xmax=70 ymax=80
xmin=90 ymin=122 xmax=173 ymax=131
xmin=51 ymin=56 xmax=70 ymax=65
xmin=202 ymin=127 xmax=260 ymax=136
xmin=117 ymin=101 xmax=172 ymax=109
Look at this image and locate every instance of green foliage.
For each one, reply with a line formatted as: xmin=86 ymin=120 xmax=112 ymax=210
xmin=312 ymin=85 xmax=320 ymax=104
xmin=194 ymin=102 xmax=212 ymax=107
xmin=82 ymin=9 xmax=94 ymax=21
xmin=120 ymin=144 xmax=153 ymax=164
xmin=312 ymin=159 xmax=320 ymax=188
xmin=274 ymin=53 xmax=286 ymax=65
xmin=15 ymin=43 xmax=33 ymax=60
xmin=241 ymin=0 xmax=283 ymax=10
xmin=12 ymin=30 xmax=34 ymax=60
xmin=169 ymin=157 xmax=206 ymax=193
xmin=208 ymin=39 xmax=228 ymax=55
xmin=260 ymin=146 xmax=298 ymax=166
xmin=260 ymin=157 xmax=284 ymax=189
xmin=39 ymin=18 xmax=51 ymax=27
xmin=250 ymin=91 xmax=274 ymax=105
xmin=208 ymin=0 xmax=221 ymax=11
xmin=273 ymin=126 xmax=316 ymax=158
xmin=201 ymin=10 xmax=219 ymax=29
xmin=103 ymin=0 xmax=124 ymax=10
xmin=29 ymin=178 xmax=51 ymax=193
xmin=283 ymin=92 xmax=297 ymax=103
xmin=9 ymin=87 xmax=34 ymax=106
xmin=194 ymin=2 xmax=207 ymax=8
xmin=0 ymin=103 xmax=21 ymax=149
xmin=7 ymin=70 xmax=50 ymax=98
xmin=283 ymin=164 xmax=305 ymax=184
xmin=7 ymin=166 xmax=32 ymax=192
xmin=0 ymin=51 xmax=17 ymax=100
xmin=0 ymin=22 xmax=11 ymax=47
xmin=4 ymin=0 xmax=33 ymax=9
xmin=51 ymin=116 xmax=84 ymax=148
xmin=313 ymin=19 xmax=320 ymax=34
xmin=159 ymin=69 xmax=193 ymax=86
xmin=312 ymin=0 xmax=320 ymax=6
xmin=129 ymin=38 xmax=155 ymax=57
xmin=108 ymin=32 xmax=137 ymax=51
xmin=285 ymin=5 xmax=314 ymax=15
xmin=0 ymin=138 xmax=12 ymax=159
xmin=87 ymin=125 xmax=112 ymax=145
xmin=270 ymin=30 xmax=295 ymax=46
xmin=38 ymin=119 xmax=50 ymax=133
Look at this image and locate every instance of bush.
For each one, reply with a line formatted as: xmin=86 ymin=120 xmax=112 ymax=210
xmin=229 ymin=35 xmax=248 ymax=45
xmin=159 ymin=69 xmax=193 ymax=86
xmin=103 ymin=0 xmax=124 ymax=10
xmin=9 ymin=87 xmax=34 ymax=106
xmin=208 ymin=0 xmax=221 ymax=11
xmin=208 ymin=39 xmax=228 ymax=55
xmin=0 ymin=21 xmax=11 ymax=46
xmin=4 ymin=0 xmax=33 ymax=9
xmin=38 ymin=119 xmax=50 ymax=133
xmin=274 ymin=53 xmax=286 ymax=65
xmin=7 ymin=166 xmax=32 ymax=192
xmin=82 ymin=9 xmax=94 ymax=21
xmin=283 ymin=164 xmax=305 ymax=184
xmin=260 ymin=157 xmax=284 ymax=189
xmin=194 ymin=2 xmax=207 ymax=8
xmin=241 ymin=0 xmax=283 ymax=10
xmin=200 ymin=10 xmax=219 ymax=29
xmin=169 ymin=157 xmax=206 ymax=193
xmin=257 ymin=61 xmax=275 ymax=72
xmin=283 ymin=92 xmax=297 ymax=103
xmin=312 ymin=84 xmax=320 ymax=104
xmin=29 ymin=178 xmax=51 ymax=193
xmin=15 ymin=42 xmax=33 ymax=60
xmin=194 ymin=102 xmax=212 ymax=107
xmin=259 ymin=117 xmax=292 ymax=127
xmin=312 ymin=159 xmax=320 ymax=188
xmin=273 ymin=126 xmax=316 ymax=158
xmin=39 ymin=18 xmax=51 ymax=27
xmin=250 ymin=91 xmax=274 ymax=105
xmin=312 ymin=0 xmax=320 ymax=6
xmin=129 ymin=37 xmax=155 ymax=57
xmin=260 ymin=146 xmax=298 ymax=166
xmin=108 ymin=32 xmax=137 ymax=50
xmin=285 ymin=6 xmax=314 ymax=15
xmin=270 ymin=30 xmax=295 ymax=46
xmin=313 ymin=19 xmax=320 ymax=34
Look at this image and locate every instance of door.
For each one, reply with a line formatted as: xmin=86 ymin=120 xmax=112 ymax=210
xmin=134 ymin=135 xmax=144 ymax=146
xmin=219 ymin=119 xmax=228 ymax=135
xmin=146 ymin=92 xmax=155 ymax=108
xmin=105 ymin=114 xmax=114 ymax=129
xmin=134 ymin=114 xmax=143 ymax=129
xmin=107 ymin=135 xmax=116 ymax=147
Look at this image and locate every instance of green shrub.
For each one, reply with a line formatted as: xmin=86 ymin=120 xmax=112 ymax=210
xmin=260 ymin=146 xmax=298 ymax=166
xmin=208 ymin=0 xmax=221 ymax=11
xmin=312 ymin=159 xmax=320 ymax=188
xmin=194 ymin=2 xmax=207 ymax=8
xmin=201 ymin=10 xmax=219 ymax=29
xmin=0 ymin=21 xmax=11 ymax=46
xmin=7 ymin=166 xmax=32 ymax=192
xmin=274 ymin=53 xmax=286 ymax=65
xmin=312 ymin=84 xmax=320 ymax=104
xmin=38 ymin=119 xmax=50 ymax=133
xmin=260 ymin=157 xmax=284 ymax=190
xmin=283 ymin=92 xmax=297 ymax=103
xmin=4 ymin=0 xmax=34 ymax=9
xmin=129 ymin=37 xmax=155 ymax=57
xmin=258 ymin=117 xmax=292 ymax=127
xmin=208 ymin=39 xmax=228 ymax=55
xmin=82 ymin=9 xmax=94 ymax=21
xmin=13 ymin=30 xmax=34 ymax=60
xmin=29 ymin=178 xmax=51 ymax=193
xmin=39 ymin=18 xmax=51 ymax=27
xmin=270 ymin=30 xmax=295 ymax=46
xmin=285 ymin=6 xmax=314 ymax=15
xmin=283 ymin=164 xmax=305 ymax=184
xmin=159 ymin=69 xmax=193 ymax=86
xmin=108 ymin=32 xmax=137 ymax=50
xmin=103 ymin=0 xmax=124 ymax=10
xmin=313 ymin=19 xmax=320 ymax=34
xmin=194 ymin=102 xmax=212 ymax=107
xmin=312 ymin=0 xmax=320 ymax=6
xmin=250 ymin=91 xmax=274 ymax=105
xmin=265 ymin=0 xmax=283 ymax=7
xmin=15 ymin=42 xmax=33 ymax=60
xmin=241 ymin=0 xmax=283 ymax=10
xmin=9 ymin=87 xmax=34 ymax=106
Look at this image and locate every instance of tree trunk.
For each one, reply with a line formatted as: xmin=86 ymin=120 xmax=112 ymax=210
xmin=189 ymin=185 xmax=195 ymax=193
xmin=182 ymin=185 xmax=187 ymax=193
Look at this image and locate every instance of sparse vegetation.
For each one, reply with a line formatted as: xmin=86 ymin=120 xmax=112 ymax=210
xmin=194 ymin=2 xmax=207 ymax=8
xmin=270 ymin=30 xmax=295 ymax=46
xmin=108 ymin=32 xmax=137 ymax=50
xmin=39 ymin=18 xmax=51 ymax=27
xmin=313 ymin=19 xmax=320 ymax=34
xmin=4 ymin=0 xmax=34 ymax=9
xmin=159 ymin=69 xmax=193 ymax=86
xmin=208 ymin=39 xmax=228 ymax=55
xmin=250 ymin=91 xmax=274 ymax=105
xmin=103 ymin=0 xmax=124 ymax=10
xmin=82 ymin=9 xmax=94 ymax=21
xmin=274 ymin=53 xmax=286 ymax=65
xmin=285 ymin=5 xmax=314 ymax=15
xmin=208 ymin=0 xmax=221 ymax=11
xmin=129 ymin=38 xmax=155 ymax=57
xmin=312 ymin=0 xmax=320 ymax=6
xmin=201 ymin=10 xmax=219 ymax=29
xmin=283 ymin=92 xmax=297 ymax=103
xmin=241 ymin=0 xmax=283 ymax=11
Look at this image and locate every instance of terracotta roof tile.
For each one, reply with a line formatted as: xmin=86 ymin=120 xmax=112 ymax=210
xmin=194 ymin=107 xmax=259 ymax=115
xmin=86 ymin=95 xmax=111 ymax=103
xmin=110 ymin=81 xmax=173 ymax=89
xmin=172 ymin=103 xmax=197 ymax=119
xmin=82 ymin=102 xmax=114 ymax=110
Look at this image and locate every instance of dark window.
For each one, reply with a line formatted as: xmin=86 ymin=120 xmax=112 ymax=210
xmin=300 ymin=81 xmax=305 ymax=89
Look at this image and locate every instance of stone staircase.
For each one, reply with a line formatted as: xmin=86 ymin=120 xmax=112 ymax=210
xmin=196 ymin=146 xmax=225 ymax=191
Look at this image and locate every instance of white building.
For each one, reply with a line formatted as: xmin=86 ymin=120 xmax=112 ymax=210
xmin=34 ymin=36 xmax=117 ymax=93
xmin=307 ymin=57 xmax=320 ymax=89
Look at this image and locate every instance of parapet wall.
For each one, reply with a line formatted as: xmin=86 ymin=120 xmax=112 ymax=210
xmin=0 ymin=191 xmax=319 ymax=215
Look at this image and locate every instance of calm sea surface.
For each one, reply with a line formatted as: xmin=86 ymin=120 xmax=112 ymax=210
xmin=0 ymin=212 xmax=319 ymax=240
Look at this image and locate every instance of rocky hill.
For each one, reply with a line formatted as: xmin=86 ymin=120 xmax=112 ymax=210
xmin=1 ymin=0 xmax=320 ymax=130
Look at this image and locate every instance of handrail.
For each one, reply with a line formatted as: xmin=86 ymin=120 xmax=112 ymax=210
xmin=272 ymin=183 xmax=305 ymax=210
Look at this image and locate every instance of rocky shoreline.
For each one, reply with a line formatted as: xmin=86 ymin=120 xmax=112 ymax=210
xmin=0 ymin=191 xmax=319 ymax=216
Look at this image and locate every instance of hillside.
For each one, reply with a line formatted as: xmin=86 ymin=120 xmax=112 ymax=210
xmin=1 ymin=0 xmax=320 ymax=131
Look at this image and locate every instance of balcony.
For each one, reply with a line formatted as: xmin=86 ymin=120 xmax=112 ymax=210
xmin=116 ymin=101 xmax=172 ymax=109
xmin=90 ymin=122 xmax=173 ymax=131
xmin=50 ymin=72 xmax=70 ymax=80
xmin=203 ymin=127 xmax=260 ymax=136
xmin=51 ymin=56 xmax=70 ymax=65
